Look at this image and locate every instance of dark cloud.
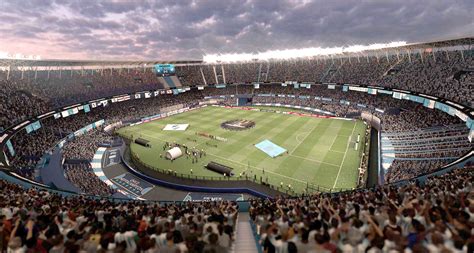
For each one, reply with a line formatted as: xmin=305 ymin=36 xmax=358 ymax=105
xmin=0 ymin=0 xmax=472 ymax=60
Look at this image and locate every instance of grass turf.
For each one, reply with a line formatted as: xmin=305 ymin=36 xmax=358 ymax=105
xmin=251 ymin=105 xmax=319 ymax=113
xmin=117 ymin=106 xmax=367 ymax=194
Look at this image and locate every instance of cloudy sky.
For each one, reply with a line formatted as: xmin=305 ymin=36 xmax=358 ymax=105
xmin=0 ymin=0 xmax=472 ymax=60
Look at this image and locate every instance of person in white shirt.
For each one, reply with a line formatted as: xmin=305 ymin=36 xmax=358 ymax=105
xmin=114 ymin=227 xmax=137 ymax=253
xmin=217 ymin=224 xmax=231 ymax=248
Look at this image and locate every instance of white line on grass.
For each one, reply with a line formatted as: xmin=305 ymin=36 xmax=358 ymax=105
xmin=332 ymin=122 xmax=357 ymax=189
xmin=323 ymin=133 xmax=352 ymax=154
xmin=290 ymin=122 xmax=320 ymax=154
xmin=130 ymin=132 xmax=309 ymax=185
xmin=206 ymin=153 xmax=308 ymax=184
xmin=126 ymin=117 xmax=362 ymax=188
xmin=295 ymin=131 xmax=310 ymax=143
xmin=328 ymin=135 xmax=339 ymax=151
xmin=288 ymin=154 xmax=340 ymax=167
xmin=327 ymin=134 xmax=347 ymax=154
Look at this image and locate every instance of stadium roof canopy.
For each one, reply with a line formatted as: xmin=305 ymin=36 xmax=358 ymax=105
xmin=0 ymin=37 xmax=472 ymax=68
xmin=204 ymin=37 xmax=474 ymax=63
xmin=0 ymin=59 xmax=203 ymax=68
xmin=399 ymin=37 xmax=473 ymax=50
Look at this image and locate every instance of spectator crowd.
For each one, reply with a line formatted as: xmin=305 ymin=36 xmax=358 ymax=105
xmin=250 ymin=165 xmax=473 ymax=252
xmin=0 ymin=179 xmax=238 ymax=252
xmin=62 ymin=130 xmax=114 ymax=161
xmin=1 ymin=48 xmax=472 ymax=193
xmin=63 ymin=163 xmax=115 ymax=196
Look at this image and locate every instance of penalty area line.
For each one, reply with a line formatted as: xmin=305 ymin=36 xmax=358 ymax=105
xmin=288 ymin=154 xmax=339 ymax=167
xmin=128 ymin=128 xmax=312 ymax=186
xmin=290 ymin=121 xmax=321 ymax=155
xmin=332 ymin=122 xmax=356 ymax=189
xmin=205 ymin=153 xmax=309 ymax=185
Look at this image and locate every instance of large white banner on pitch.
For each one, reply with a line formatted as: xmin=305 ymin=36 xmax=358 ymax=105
xmin=163 ymin=124 xmax=189 ymax=131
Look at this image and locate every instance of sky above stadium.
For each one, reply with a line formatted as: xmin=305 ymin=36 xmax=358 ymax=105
xmin=0 ymin=0 xmax=472 ymax=60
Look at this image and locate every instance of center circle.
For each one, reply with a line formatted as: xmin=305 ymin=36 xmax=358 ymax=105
xmin=220 ymin=119 xmax=256 ymax=131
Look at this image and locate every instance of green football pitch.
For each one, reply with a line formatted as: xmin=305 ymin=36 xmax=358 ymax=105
xmin=117 ymin=106 xmax=367 ymax=194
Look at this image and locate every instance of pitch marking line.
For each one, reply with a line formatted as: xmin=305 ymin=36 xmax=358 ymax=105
xmin=328 ymin=134 xmax=339 ymax=151
xmin=295 ymin=131 xmax=310 ymax=143
xmin=311 ymin=133 xmax=350 ymax=154
xmin=125 ymin=121 xmax=355 ymax=188
xmin=288 ymin=154 xmax=339 ymax=167
xmin=130 ymin=132 xmax=309 ymax=184
xmin=206 ymin=153 xmax=309 ymax=185
xmin=141 ymin=108 xmax=270 ymax=150
xmin=332 ymin=122 xmax=357 ymax=189
xmin=290 ymin=122 xmax=321 ymax=154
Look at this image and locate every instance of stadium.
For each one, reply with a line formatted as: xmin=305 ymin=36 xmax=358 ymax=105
xmin=0 ymin=1 xmax=473 ymax=252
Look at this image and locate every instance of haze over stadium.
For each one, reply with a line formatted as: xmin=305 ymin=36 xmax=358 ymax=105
xmin=0 ymin=0 xmax=473 ymax=252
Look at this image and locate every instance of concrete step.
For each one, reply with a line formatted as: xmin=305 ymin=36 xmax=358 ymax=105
xmin=232 ymin=213 xmax=259 ymax=253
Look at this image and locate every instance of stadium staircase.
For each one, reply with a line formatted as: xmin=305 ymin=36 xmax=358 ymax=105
xmin=320 ymin=61 xmax=337 ymax=82
xmin=327 ymin=59 xmax=348 ymax=82
xmin=158 ymin=76 xmax=183 ymax=89
xmin=384 ymin=56 xmax=405 ymax=76
xmin=232 ymin=213 xmax=259 ymax=253
xmin=199 ymin=67 xmax=208 ymax=86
